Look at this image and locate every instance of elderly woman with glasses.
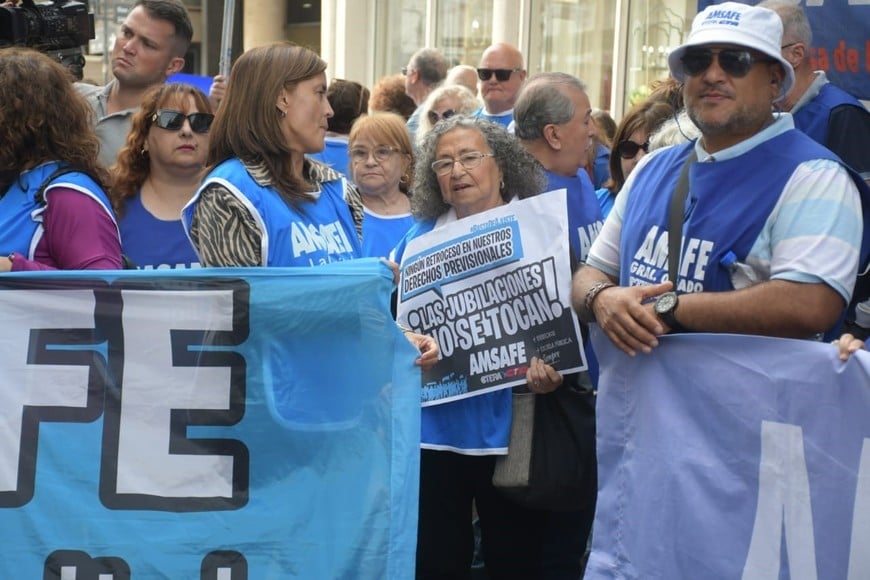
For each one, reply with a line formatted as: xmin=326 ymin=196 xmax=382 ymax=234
xmin=414 ymin=84 xmax=480 ymax=147
xmin=347 ymin=112 xmax=417 ymax=258
xmin=392 ymin=115 xmax=571 ymax=579
xmin=110 ymin=83 xmax=214 ymax=269
xmin=0 ymin=48 xmax=122 ymax=272
xmin=595 ymin=99 xmax=674 ymax=218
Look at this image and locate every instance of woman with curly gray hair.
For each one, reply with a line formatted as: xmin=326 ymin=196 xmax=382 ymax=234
xmin=392 ymin=115 xmax=564 ymax=579
xmin=410 ymin=115 xmax=546 ymax=221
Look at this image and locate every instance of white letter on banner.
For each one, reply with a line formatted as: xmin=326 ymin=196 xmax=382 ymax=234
xmin=0 ymin=289 xmax=102 ymax=504
xmin=115 ymin=289 xmax=237 ymax=500
xmin=848 ymin=439 xmax=870 ymax=579
xmin=742 ymin=421 xmax=818 ymax=580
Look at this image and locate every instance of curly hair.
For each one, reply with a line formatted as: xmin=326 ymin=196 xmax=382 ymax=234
xmin=209 ymin=42 xmax=327 ymax=206
xmin=348 ymin=112 xmax=415 ymax=195
xmin=412 ymin=115 xmax=546 ymax=220
xmin=109 ymin=82 xmax=212 ymax=216
xmin=369 ymin=74 xmax=417 ymax=120
xmin=0 ymin=47 xmax=108 ymax=196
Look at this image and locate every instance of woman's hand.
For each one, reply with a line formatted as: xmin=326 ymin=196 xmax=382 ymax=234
xmin=404 ymin=331 xmax=439 ymax=371
xmin=0 ymin=254 xmax=13 ymax=273
xmin=835 ymin=333 xmax=865 ymax=361
xmin=525 ymin=356 xmax=563 ymax=394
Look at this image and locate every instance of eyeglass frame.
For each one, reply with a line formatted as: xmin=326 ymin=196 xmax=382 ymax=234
xmin=349 ymin=145 xmax=402 ymax=164
xmin=427 ymin=108 xmax=458 ymax=125
xmin=615 ymin=139 xmax=650 ymax=160
xmin=151 ymin=109 xmax=214 ymax=134
xmin=476 ymin=68 xmax=523 ymax=82
xmin=679 ymin=47 xmax=776 ymax=79
xmin=431 ymin=151 xmax=495 ymax=176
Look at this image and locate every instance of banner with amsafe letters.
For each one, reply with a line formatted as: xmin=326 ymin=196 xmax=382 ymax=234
xmin=0 ymin=261 xmax=421 ymax=579
xmin=396 ymin=189 xmax=586 ymax=406
xmin=586 ymin=328 xmax=870 ymax=579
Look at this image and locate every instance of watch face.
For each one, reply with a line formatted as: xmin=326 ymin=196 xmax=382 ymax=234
xmin=655 ymin=291 xmax=678 ymax=314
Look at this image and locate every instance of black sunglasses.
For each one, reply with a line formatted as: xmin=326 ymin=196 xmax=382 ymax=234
xmin=680 ymin=48 xmax=775 ymax=78
xmin=616 ymin=139 xmax=649 ymax=159
xmin=427 ymin=109 xmax=457 ymax=125
xmin=152 ymin=110 xmax=214 ymax=134
xmin=476 ymin=68 xmax=521 ymax=82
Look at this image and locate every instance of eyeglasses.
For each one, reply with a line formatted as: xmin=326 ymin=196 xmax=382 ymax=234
xmin=152 ymin=110 xmax=214 ymax=134
xmin=401 ymin=66 xmax=412 ymax=76
xmin=431 ymin=151 xmax=494 ymax=176
xmin=781 ymin=42 xmax=799 ymax=50
xmin=615 ymin=139 xmax=649 ymax=159
xmin=680 ymin=48 xmax=775 ymax=78
xmin=350 ymin=145 xmax=400 ymax=164
xmin=427 ymin=109 xmax=457 ymax=125
xmin=476 ymin=68 xmax=522 ymax=82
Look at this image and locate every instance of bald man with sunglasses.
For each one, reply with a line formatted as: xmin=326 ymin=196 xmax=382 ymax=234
xmin=472 ymin=42 xmax=527 ymax=128
xmin=572 ymin=2 xmax=870 ymax=355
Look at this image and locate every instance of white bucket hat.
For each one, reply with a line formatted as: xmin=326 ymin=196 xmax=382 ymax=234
xmin=667 ymin=2 xmax=794 ymax=100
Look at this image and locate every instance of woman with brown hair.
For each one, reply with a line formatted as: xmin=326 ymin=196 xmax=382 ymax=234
xmin=111 ymin=82 xmax=213 ymax=269
xmin=0 ymin=48 xmax=122 ymax=271
xmin=595 ymin=99 xmax=674 ymax=217
xmin=182 ymin=42 xmax=364 ymax=268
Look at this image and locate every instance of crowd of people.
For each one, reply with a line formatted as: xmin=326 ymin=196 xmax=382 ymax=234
xmin=2 ymin=0 xmax=869 ymax=578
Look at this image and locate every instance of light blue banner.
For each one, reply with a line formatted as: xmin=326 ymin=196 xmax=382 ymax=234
xmin=587 ymin=329 xmax=870 ymax=580
xmin=0 ymin=260 xmax=421 ymax=579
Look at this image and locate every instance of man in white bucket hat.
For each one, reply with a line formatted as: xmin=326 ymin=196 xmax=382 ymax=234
xmin=572 ymin=1 xmax=870 ymax=353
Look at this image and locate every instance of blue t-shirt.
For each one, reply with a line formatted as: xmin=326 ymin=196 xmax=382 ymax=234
xmin=120 ymin=192 xmax=200 ymax=269
xmin=361 ymin=208 xmax=416 ymax=258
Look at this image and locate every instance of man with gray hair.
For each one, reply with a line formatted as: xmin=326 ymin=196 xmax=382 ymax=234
xmin=760 ymin=0 xmax=870 ymax=178
xmin=402 ymin=47 xmax=448 ymax=140
xmin=514 ymin=72 xmax=603 ymax=264
xmin=513 ymin=70 xmax=602 ymax=578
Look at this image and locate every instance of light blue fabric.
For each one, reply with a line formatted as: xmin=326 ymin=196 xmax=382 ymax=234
xmin=0 ymin=261 xmax=420 ymax=579
xmin=587 ymin=328 xmax=870 ymax=579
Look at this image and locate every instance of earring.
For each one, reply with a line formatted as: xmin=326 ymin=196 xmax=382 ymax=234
xmin=499 ymin=179 xmax=505 ymax=191
xmin=277 ymin=108 xmax=287 ymax=118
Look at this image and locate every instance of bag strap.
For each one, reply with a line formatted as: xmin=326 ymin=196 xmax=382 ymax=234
xmin=667 ymin=151 xmax=697 ymax=284
xmin=35 ymin=166 xmax=99 ymax=207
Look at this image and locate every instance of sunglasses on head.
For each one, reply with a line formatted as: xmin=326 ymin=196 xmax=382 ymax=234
xmin=427 ymin=109 xmax=457 ymax=125
xmin=152 ymin=110 xmax=214 ymax=134
xmin=680 ymin=48 xmax=775 ymax=78
xmin=615 ymin=139 xmax=649 ymax=159
xmin=476 ymin=68 xmax=521 ymax=82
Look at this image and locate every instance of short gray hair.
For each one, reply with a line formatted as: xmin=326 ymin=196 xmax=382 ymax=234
xmin=513 ymin=72 xmax=587 ymax=141
xmin=758 ymin=1 xmax=812 ymax=45
xmin=410 ymin=48 xmax=448 ymax=87
xmin=412 ymin=115 xmax=547 ymax=220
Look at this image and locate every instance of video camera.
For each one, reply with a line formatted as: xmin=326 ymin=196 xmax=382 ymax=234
xmin=0 ymin=0 xmax=96 ymax=81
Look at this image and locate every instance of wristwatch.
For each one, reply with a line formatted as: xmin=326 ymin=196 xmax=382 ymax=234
xmin=654 ymin=291 xmax=684 ymax=332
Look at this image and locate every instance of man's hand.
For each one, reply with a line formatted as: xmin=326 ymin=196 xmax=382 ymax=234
xmin=834 ymin=333 xmax=865 ymax=361
xmin=209 ymin=75 xmax=227 ymax=111
xmin=592 ymin=280 xmax=672 ymax=356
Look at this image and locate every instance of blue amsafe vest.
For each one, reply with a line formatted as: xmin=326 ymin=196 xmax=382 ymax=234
xmin=184 ymin=158 xmax=361 ymax=267
xmin=793 ymin=83 xmax=865 ymax=145
xmin=619 ymin=130 xmax=868 ymax=294
xmin=0 ymin=162 xmax=116 ymax=258
xmin=543 ymin=169 xmax=604 ymax=264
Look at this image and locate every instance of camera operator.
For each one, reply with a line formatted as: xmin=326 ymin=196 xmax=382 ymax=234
xmin=76 ymin=0 xmax=192 ymax=168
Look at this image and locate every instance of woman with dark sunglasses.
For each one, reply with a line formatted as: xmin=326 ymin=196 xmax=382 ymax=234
xmin=0 ymin=48 xmax=123 ymax=272
xmin=594 ymin=99 xmax=674 ymax=217
xmin=110 ymin=82 xmax=213 ymax=269
xmin=415 ymin=84 xmax=480 ymax=147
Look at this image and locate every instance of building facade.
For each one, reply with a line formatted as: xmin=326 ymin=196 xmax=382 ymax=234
xmin=84 ymin=0 xmax=697 ymax=120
